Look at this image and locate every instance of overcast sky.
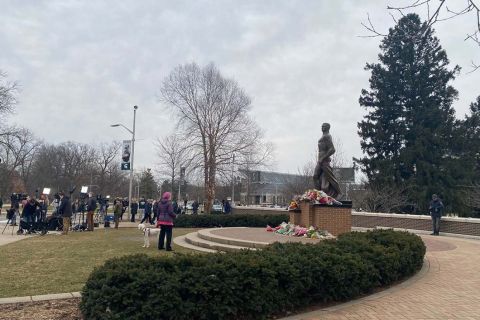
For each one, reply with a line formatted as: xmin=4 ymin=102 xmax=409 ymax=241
xmin=1 ymin=0 xmax=478 ymax=177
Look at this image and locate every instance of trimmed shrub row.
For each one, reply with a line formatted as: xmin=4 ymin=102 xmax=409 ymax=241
xmin=80 ymin=230 xmax=426 ymax=320
xmin=174 ymin=213 xmax=289 ymax=228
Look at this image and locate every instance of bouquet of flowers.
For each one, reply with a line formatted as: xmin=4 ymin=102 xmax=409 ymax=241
xmin=266 ymin=223 xmax=335 ymax=240
xmin=304 ymin=226 xmax=335 ymax=239
xmin=287 ymin=200 xmax=299 ymax=211
xmin=298 ymin=189 xmax=342 ymax=206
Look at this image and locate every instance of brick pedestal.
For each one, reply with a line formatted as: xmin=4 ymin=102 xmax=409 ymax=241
xmin=294 ymin=201 xmax=352 ymax=236
xmin=289 ymin=209 xmax=302 ymax=225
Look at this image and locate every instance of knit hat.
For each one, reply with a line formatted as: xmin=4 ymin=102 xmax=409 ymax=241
xmin=162 ymin=192 xmax=171 ymax=200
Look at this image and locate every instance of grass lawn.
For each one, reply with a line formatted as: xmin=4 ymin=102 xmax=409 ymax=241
xmin=0 ymin=228 xmax=197 ymax=298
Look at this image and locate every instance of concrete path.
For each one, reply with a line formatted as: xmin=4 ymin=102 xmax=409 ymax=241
xmin=2 ymin=219 xmax=480 ymax=319
xmin=0 ymin=222 xmax=34 ymax=246
xmin=283 ymin=235 xmax=480 ymax=320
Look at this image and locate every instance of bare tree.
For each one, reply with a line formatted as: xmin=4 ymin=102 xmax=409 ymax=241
xmin=0 ymin=128 xmax=41 ymax=195
xmin=280 ymin=159 xmax=316 ymax=200
xmin=331 ymin=137 xmax=348 ymax=168
xmin=95 ymin=141 xmax=122 ymax=193
xmin=28 ymin=142 xmax=96 ymax=194
xmin=350 ymin=181 xmax=410 ymax=213
xmin=0 ymin=71 xmax=17 ymax=120
xmin=0 ymin=71 xmax=20 ymax=152
xmin=362 ymin=1 xmax=480 ymax=72
xmin=160 ymin=63 xmax=273 ymax=212
xmin=155 ymin=133 xmax=198 ymax=196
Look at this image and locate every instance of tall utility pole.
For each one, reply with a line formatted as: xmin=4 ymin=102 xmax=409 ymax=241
xmin=231 ymin=154 xmax=235 ymax=203
xmin=128 ymin=105 xmax=138 ymax=215
xmin=111 ymin=105 xmax=138 ymax=215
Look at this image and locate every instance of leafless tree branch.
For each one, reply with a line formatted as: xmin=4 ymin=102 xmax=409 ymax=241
xmin=359 ymin=13 xmax=387 ymax=38
xmin=363 ymin=0 xmax=480 ymax=72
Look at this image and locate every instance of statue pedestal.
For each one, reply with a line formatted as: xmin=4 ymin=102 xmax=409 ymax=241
xmin=289 ymin=201 xmax=352 ymax=236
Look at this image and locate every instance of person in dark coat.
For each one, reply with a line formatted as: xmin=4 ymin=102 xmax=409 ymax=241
xmin=224 ymin=200 xmax=232 ymax=214
xmin=152 ymin=200 xmax=159 ymax=225
xmin=429 ymin=194 xmax=444 ymax=236
xmin=172 ymin=200 xmax=181 ymax=215
xmin=156 ymin=192 xmax=176 ymax=251
xmin=130 ymin=199 xmax=138 ymax=222
xmin=141 ymin=199 xmax=153 ymax=224
xmin=86 ymin=192 xmax=97 ymax=231
xmin=58 ymin=192 xmax=73 ymax=235
xmin=192 ymin=200 xmax=199 ymax=215
xmin=21 ymin=197 xmax=37 ymax=224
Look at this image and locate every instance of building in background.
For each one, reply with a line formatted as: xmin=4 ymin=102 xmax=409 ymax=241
xmin=239 ymin=168 xmax=355 ymax=206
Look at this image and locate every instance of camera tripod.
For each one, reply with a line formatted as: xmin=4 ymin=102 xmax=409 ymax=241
xmin=2 ymin=217 xmax=16 ymax=235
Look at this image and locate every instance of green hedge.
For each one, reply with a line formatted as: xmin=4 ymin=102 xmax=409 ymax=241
xmin=174 ymin=213 xmax=289 ymax=228
xmin=80 ymin=230 xmax=425 ymax=320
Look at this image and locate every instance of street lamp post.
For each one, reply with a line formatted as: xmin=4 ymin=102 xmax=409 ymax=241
xmin=111 ymin=105 xmax=138 ymax=216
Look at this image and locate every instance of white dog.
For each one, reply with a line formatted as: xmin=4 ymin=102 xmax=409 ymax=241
xmin=138 ymin=223 xmax=160 ymax=248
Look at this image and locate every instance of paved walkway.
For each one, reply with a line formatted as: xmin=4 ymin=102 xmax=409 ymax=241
xmin=0 ymin=223 xmax=33 ymax=246
xmin=284 ymin=235 xmax=480 ymax=319
xmin=2 ymin=221 xmax=480 ymax=319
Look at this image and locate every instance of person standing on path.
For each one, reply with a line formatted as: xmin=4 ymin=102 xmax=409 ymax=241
xmin=86 ymin=192 xmax=97 ymax=231
xmin=130 ymin=199 xmax=139 ymax=222
xmin=141 ymin=199 xmax=153 ymax=224
xmin=152 ymin=200 xmax=158 ymax=224
xmin=429 ymin=194 xmax=444 ymax=236
xmin=156 ymin=192 xmax=176 ymax=251
xmin=58 ymin=192 xmax=72 ymax=235
xmin=113 ymin=198 xmax=122 ymax=229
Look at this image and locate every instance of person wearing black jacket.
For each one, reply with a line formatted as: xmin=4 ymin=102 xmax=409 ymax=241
xmin=22 ymin=197 xmax=38 ymax=224
xmin=152 ymin=200 xmax=159 ymax=224
xmin=130 ymin=199 xmax=138 ymax=222
xmin=86 ymin=192 xmax=97 ymax=231
xmin=58 ymin=192 xmax=72 ymax=235
xmin=141 ymin=199 xmax=153 ymax=224
xmin=429 ymin=194 xmax=444 ymax=236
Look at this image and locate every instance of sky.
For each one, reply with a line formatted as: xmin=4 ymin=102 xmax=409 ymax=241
xmin=1 ymin=0 xmax=479 ymax=177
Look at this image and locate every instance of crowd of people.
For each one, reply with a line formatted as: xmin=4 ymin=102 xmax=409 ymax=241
xmin=1 ymin=190 xmax=446 ymax=251
xmin=0 ymin=191 xmax=239 ymax=253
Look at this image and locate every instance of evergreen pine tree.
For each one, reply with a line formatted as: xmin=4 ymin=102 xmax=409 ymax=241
xmin=139 ymin=169 xmax=158 ymax=199
xmin=358 ymin=14 xmax=461 ymax=212
xmin=462 ymin=96 xmax=480 ymax=180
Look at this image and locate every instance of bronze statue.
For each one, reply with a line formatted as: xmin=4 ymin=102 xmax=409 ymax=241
xmin=313 ymin=123 xmax=341 ymax=199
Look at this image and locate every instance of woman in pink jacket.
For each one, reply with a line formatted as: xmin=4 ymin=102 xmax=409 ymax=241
xmin=156 ymin=192 xmax=176 ymax=251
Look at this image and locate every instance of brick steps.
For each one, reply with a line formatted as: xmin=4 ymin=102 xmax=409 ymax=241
xmin=176 ymin=228 xmax=262 ymax=252
xmin=172 ymin=234 xmax=217 ymax=253
xmin=197 ymin=228 xmax=269 ymax=249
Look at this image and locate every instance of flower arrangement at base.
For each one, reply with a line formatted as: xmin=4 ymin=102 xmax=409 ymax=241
xmin=266 ymin=222 xmax=335 ymax=240
xmin=288 ymin=189 xmax=342 ymax=210
xmin=287 ymin=200 xmax=299 ymax=210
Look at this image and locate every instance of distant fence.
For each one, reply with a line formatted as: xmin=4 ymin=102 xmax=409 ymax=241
xmin=232 ymin=206 xmax=480 ymax=237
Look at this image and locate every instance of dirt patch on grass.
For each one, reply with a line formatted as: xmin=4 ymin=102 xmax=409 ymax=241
xmin=0 ymin=299 xmax=82 ymax=320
